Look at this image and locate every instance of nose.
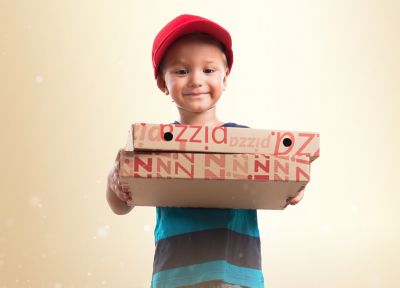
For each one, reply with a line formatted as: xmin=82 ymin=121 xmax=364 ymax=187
xmin=187 ymin=69 xmax=203 ymax=88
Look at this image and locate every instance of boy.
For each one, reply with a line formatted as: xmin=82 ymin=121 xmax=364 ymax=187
xmin=106 ymin=14 xmax=304 ymax=288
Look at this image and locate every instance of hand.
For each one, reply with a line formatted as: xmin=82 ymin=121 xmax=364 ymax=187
xmin=107 ymin=149 xmax=134 ymax=206
xmin=286 ymin=187 xmax=305 ymax=206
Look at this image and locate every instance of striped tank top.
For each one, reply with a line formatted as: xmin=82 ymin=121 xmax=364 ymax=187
xmin=151 ymin=122 xmax=264 ymax=288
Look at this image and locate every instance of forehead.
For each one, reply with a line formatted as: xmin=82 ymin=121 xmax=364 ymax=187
xmin=162 ymin=36 xmax=226 ymax=65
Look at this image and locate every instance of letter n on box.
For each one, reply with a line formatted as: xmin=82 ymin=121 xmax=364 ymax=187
xmin=119 ymin=151 xmax=310 ymax=210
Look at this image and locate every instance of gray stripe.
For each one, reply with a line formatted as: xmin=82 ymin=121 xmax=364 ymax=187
xmin=153 ymin=228 xmax=261 ymax=275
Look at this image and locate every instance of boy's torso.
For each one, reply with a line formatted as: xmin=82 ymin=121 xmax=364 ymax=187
xmin=151 ymin=122 xmax=264 ymax=288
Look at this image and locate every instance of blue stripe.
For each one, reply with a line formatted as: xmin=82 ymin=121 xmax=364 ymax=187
xmin=154 ymin=208 xmax=260 ymax=241
xmin=151 ymin=260 xmax=264 ymax=288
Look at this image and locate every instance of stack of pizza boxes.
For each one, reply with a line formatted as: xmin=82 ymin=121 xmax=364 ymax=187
xmin=119 ymin=123 xmax=320 ymax=210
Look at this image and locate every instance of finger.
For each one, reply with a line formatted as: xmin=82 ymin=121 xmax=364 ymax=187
xmin=117 ymin=190 xmax=128 ymax=201
xmin=113 ymin=183 xmax=119 ymax=193
xmin=287 ymin=188 xmax=305 ymax=205
xmin=116 ymin=182 xmax=125 ymax=193
xmin=121 ymin=185 xmax=130 ymax=193
xmin=126 ymin=199 xmax=135 ymax=207
xmin=296 ymin=187 xmax=305 ymax=200
xmin=124 ymin=193 xmax=132 ymax=203
xmin=115 ymin=148 xmax=123 ymax=161
xmin=113 ymin=179 xmax=123 ymax=193
xmin=288 ymin=194 xmax=301 ymax=205
xmin=287 ymin=198 xmax=299 ymax=205
xmin=108 ymin=173 xmax=117 ymax=190
xmin=286 ymin=196 xmax=294 ymax=205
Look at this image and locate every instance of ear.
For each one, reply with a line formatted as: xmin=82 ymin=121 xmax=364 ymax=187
xmin=222 ymin=67 xmax=229 ymax=91
xmin=156 ymin=75 xmax=169 ymax=95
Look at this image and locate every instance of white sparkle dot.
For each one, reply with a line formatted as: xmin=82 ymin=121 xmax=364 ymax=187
xmin=351 ymin=205 xmax=360 ymax=216
xmin=144 ymin=224 xmax=151 ymax=232
xmin=54 ymin=282 xmax=62 ymax=288
xmin=97 ymin=226 xmax=109 ymax=238
xmin=5 ymin=218 xmax=15 ymax=227
xmin=101 ymin=280 xmax=107 ymax=285
xmin=320 ymin=224 xmax=331 ymax=234
xmin=16 ymin=279 xmax=20 ymax=283
xmin=367 ymin=274 xmax=381 ymax=286
xmin=35 ymin=75 xmax=43 ymax=83
xmin=29 ymin=196 xmax=43 ymax=208
xmin=87 ymin=272 xmax=92 ymax=277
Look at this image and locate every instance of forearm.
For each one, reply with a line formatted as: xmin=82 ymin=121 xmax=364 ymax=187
xmin=106 ymin=185 xmax=134 ymax=215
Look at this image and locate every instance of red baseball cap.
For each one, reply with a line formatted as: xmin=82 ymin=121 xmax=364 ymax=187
xmin=152 ymin=14 xmax=233 ymax=79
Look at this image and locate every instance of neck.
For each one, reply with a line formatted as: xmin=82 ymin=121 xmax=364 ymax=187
xmin=177 ymin=107 xmax=224 ymax=127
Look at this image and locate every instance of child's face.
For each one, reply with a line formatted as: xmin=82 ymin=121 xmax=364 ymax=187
xmin=157 ymin=36 xmax=228 ymax=114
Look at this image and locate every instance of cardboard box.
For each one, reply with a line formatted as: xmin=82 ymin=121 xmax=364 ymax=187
xmin=125 ymin=123 xmax=320 ymax=162
xmin=119 ymin=151 xmax=311 ymax=210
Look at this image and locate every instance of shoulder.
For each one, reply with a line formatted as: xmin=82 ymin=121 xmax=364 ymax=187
xmin=222 ymin=122 xmax=250 ymax=128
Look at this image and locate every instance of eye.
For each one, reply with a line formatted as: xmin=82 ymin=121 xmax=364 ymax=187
xmin=204 ymin=68 xmax=215 ymax=74
xmin=174 ymin=69 xmax=188 ymax=75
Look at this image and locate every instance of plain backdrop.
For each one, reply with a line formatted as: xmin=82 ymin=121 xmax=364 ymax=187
xmin=1 ymin=0 xmax=399 ymax=287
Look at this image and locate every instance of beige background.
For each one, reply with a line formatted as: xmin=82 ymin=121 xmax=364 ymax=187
xmin=1 ymin=0 xmax=399 ymax=287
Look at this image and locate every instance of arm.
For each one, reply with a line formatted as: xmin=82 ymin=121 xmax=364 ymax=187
xmin=106 ymin=149 xmax=134 ymax=215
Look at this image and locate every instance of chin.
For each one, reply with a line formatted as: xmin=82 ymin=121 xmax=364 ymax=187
xmin=178 ymin=103 xmax=216 ymax=113
xmin=194 ymin=106 xmax=215 ymax=113
xmin=181 ymin=105 xmax=208 ymax=112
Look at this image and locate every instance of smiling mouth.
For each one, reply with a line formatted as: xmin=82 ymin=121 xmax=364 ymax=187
xmin=184 ymin=92 xmax=209 ymax=96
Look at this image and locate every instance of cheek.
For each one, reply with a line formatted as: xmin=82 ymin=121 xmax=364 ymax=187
xmin=170 ymin=83 xmax=182 ymax=94
xmin=167 ymin=79 xmax=183 ymax=91
xmin=210 ymin=77 xmax=225 ymax=90
xmin=214 ymin=73 xmax=225 ymax=84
